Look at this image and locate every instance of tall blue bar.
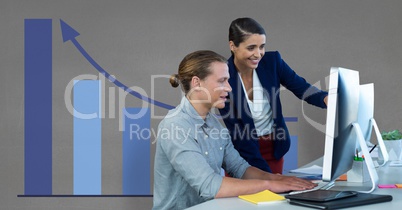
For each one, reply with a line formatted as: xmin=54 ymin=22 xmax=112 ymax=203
xmin=123 ymin=108 xmax=151 ymax=195
xmin=73 ymin=80 xmax=102 ymax=195
xmin=24 ymin=19 xmax=53 ymax=195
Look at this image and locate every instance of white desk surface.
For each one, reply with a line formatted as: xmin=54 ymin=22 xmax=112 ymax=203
xmin=186 ymin=158 xmax=402 ymax=210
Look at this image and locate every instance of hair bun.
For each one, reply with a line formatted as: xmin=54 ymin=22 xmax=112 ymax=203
xmin=169 ymin=74 xmax=180 ymax=88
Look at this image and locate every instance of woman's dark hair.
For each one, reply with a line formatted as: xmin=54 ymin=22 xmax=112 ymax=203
xmin=169 ymin=50 xmax=227 ymax=94
xmin=229 ymin=17 xmax=266 ymax=47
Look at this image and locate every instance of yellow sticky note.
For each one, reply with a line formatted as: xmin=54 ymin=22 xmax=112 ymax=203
xmin=239 ymin=190 xmax=285 ymax=205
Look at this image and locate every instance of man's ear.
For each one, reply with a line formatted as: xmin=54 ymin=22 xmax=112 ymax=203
xmin=191 ymin=76 xmax=201 ymax=90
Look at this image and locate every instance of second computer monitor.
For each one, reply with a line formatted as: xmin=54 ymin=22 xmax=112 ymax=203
xmin=357 ymin=83 xmax=374 ymax=142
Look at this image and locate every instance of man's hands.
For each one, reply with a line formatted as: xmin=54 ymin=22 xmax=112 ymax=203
xmin=267 ymin=174 xmax=317 ymax=193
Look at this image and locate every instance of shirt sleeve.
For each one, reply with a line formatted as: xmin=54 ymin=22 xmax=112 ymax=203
xmin=158 ymin=120 xmax=223 ymax=199
xmin=221 ymin=132 xmax=250 ymax=178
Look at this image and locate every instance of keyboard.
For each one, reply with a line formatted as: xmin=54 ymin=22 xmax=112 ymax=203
xmin=288 ymin=181 xmax=335 ymax=195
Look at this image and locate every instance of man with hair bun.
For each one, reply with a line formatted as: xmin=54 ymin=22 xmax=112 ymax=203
xmin=153 ymin=50 xmax=316 ymax=210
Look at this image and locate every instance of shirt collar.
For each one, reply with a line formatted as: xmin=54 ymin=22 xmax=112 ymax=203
xmin=179 ymin=96 xmax=211 ymax=127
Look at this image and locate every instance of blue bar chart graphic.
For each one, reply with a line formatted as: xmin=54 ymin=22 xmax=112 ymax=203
xmin=22 ymin=19 xmax=152 ymax=197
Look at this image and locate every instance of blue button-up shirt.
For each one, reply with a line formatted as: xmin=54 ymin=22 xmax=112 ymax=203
xmin=153 ymin=97 xmax=250 ymax=210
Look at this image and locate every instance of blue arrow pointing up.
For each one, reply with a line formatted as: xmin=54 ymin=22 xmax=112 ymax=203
xmin=60 ymin=19 xmax=80 ymax=43
xmin=60 ymin=19 xmax=175 ymax=110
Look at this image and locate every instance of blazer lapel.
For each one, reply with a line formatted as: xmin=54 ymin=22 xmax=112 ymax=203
xmin=227 ymin=57 xmax=256 ymax=132
xmin=255 ymin=63 xmax=275 ymax=114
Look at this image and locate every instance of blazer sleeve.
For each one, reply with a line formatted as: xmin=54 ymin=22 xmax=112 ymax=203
xmin=274 ymin=52 xmax=327 ymax=108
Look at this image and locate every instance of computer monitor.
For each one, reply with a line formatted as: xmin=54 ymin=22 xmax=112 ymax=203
xmin=322 ymin=67 xmax=379 ymax=193
xmin=322 ymin=67 xmax=360 ymax=182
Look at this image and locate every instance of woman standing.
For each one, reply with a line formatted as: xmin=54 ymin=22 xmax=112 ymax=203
xmin=219 ymin=17 xmax=328 ymax=174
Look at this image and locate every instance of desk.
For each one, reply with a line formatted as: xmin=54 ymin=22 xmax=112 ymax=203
xmin=186 ymin=158 xmax=402 ymax=210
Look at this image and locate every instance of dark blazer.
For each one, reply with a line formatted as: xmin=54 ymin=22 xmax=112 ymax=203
xmin=219 ymin=51 xmax=327 ymax=173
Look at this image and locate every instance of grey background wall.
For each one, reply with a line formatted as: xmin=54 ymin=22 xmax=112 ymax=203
xmin=1 ymin=0 xmax=401 ymax=209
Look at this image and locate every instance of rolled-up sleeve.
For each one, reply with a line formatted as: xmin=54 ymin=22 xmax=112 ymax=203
xmin=221 ymin=134 xmax=250 ymax=178
xmin=159 ymin=120 xmax=223 ymax=199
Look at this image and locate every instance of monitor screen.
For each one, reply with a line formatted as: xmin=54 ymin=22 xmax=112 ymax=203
xmin=322 ymin=67 xmax=360 ymax=182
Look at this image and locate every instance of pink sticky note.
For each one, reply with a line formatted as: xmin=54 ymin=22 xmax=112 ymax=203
xmin=378 ymin=184 xmax=397 ymax=188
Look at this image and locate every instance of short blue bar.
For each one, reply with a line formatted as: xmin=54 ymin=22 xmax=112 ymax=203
xmin=122 ymin=108 xmax=151 ymax=195
xmin=24 ymin=19 xmax=53 ymax=195
xmin=283 ymin=136 xmax=298 ymax=174
xmin=73 ymin=80 xmax=102 ymax=195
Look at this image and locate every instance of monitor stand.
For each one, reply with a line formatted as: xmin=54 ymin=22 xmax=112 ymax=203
xmin=369 ymin=118 xmax=389 ymax=166
xmin=330 ymin=123 xmax=379 ymax=193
